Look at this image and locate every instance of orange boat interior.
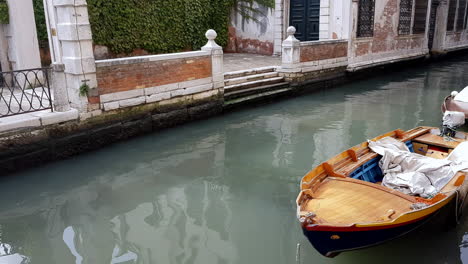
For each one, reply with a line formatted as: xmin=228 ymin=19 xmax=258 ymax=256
xmin=297 ymin=127 xmax=467 ymax=226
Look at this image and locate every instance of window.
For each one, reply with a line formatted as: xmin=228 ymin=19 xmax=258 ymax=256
xmin=447 ymin=0 xmax=457 ymax=31
xmin=357 ymin=0 xmax=375 ymax=37
xmin=398 ymin=0 xmax=413 ymax=35
xmin=413 ymin=0 xmax=429 ymax=34
xmin=456 ymin=0 xmax=467 ymax=30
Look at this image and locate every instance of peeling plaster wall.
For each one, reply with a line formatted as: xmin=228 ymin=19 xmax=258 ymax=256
xmin=334 ymin=0 xmax=351 ymax=39
xmin=445 ymin=31 xmax=468 ymax=50
xmin=349 ymin=0 xmax=430 ymax=68
xmin=227 ymin=4 xmax=275 ymax=55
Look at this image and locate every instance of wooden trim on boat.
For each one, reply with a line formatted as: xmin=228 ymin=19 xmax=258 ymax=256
xmin=301 ymin=127 xmax=432 ymax=190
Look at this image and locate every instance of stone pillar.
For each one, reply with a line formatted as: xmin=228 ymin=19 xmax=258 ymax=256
xmin=273 ymin=0 xmax=285 ymax=55
xmin=5 ymin=0 xmax=41 ymax=71
xmin=46 ymin=0 xmax=97 ymax=112
xmin=202 ymin=29 xmax=224 ymax=90
xmin=432 ymin=0 xmax=449 ymax=54
xmin=348 ymin=0 xmax=360 ymax=65
xmin=51 ymin=63 xmax=71 ymax=112
xmin=281 ymin=26 xmax=301 ymax=70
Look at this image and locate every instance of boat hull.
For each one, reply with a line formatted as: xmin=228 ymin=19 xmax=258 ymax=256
xmin=302 ymin=214 xmax=436 ymax=257
xmin=442 ymin=96 xmax=468 ymax=119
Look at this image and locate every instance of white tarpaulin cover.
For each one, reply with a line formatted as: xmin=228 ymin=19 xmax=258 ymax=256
xmin=443 ymin=111 xmax=465 ymax=128
xmin=454 ymin=86 xmax=468 ymax=103
xmin=368 ymin=137 xmax=468 ymax=198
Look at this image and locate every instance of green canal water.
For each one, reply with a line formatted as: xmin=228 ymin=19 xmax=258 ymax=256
xmin=2 ymin=56 xmax=468 ymax=264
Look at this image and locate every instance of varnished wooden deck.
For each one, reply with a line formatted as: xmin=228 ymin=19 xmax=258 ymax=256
xmin=303 ymin=178 xmax=414 ymax=225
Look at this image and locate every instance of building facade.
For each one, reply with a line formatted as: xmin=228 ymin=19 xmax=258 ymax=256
xmin=228 ymin=0 xmax=351 ymax=55
xmin=229 ymin=0 xmax=468 ymax=64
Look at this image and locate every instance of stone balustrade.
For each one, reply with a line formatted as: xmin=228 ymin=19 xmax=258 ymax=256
xmin=92 ymin=30 xmax=224 ymax=114
xmin=279 ymin=26 xmax=349 ymax=83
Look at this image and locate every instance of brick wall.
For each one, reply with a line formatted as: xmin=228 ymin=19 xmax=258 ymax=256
xmin=96 ymin=55 xmax=212 ymax=95
xmin=300 ymin=41 xmax=348 ymax=62
xmin=93 ymin=51 xmax=220 ymax=112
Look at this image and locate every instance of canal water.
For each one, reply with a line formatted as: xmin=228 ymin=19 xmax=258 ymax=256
xmin=2 ymin=55 xmax=468 ymax=264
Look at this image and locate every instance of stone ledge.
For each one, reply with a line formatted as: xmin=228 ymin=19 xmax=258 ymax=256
xmin=101 ymin=89 xmax=144 ymax=103
xmin=300 ymin=39 xmax=348 ymax=46
xmin=348 ymin=52 xmax=427 ymax=72
xmin=0 ymin=109 xmax=79 ymax=133
xmin=31 ymin=109 xmax=79 ymax=126
xmin=95 ymin=51 xmax=211 ymax=67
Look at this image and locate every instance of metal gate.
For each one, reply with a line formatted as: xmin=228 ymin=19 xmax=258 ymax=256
xmin=290 ymin=0 xmax=320 ymax=41
xmin=0 ymin=68 xmax=53 ymax=117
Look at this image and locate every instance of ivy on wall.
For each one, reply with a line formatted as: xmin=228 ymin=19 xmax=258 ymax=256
xmin=33 ymin=0 xmax=49 ymax=48
xmin=32 ymin=0 xmax=274 ymax=55
xmin=86 ymin=0 xmax=236 ymax=54
xmin=0 ymin=0 xmax=9 ymax=24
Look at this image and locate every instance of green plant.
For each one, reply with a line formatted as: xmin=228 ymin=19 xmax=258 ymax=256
xmin=231 ymin=0 xmax=275 ymax=23
xmin=79 ymin=83 xmax=90 ymax=96
xmin=86 ymin=0 xmax=273 ymax=55
xmin=0 ymin=1 xmax=9 ymax=24
xmin=33 ymin=0 xmax=274 ymax=55
xmin=33 ymin=0 xmax=49 ymax=48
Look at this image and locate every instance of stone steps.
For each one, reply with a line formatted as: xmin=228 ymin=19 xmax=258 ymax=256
xmin=224 ymin=76 xmax=285 ymax=93
xmin=224 ymin=87 xmax=292 ymax=111
xmin=223 ymin=66 xmax=277 ymax=80
xmin=224 ymin=82 xmax=290 ymax=101
xmin=223 ymin=66 xmax=289 ymax=109
xmin=224 ymin=71 xmax=279 ymax=86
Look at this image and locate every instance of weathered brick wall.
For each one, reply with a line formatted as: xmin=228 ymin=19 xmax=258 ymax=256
xmin=349 ymin=0 xmax=428 ymax=67
xmin=294 ymin=40 xmax=349 ymax=73
xmin=92 ymin=51 xmax=222 ymax=112
xmin=300 ymin=41 xmax=348 ymax=62
xmin=96 ymin=55 xmax=212 ymax=95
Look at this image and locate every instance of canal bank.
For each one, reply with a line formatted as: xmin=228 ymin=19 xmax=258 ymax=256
xmin=2 ymin=55 xmax=468 ymax=263
xmin=2 ymin=49 xmax=468 ymax=175
xmin=3 ymin=0 xmax=468 ymax=174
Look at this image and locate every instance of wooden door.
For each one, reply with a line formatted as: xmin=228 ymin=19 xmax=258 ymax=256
xmin=290 ymin=0 xmax=320 ymax=41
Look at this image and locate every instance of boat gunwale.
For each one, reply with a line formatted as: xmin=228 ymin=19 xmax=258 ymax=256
xmin=299 ymin=127 xmax=432 ymax=190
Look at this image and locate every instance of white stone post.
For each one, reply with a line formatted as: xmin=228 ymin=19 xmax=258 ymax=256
xmin=51 ymin=63 xmax=71 ymax=111
xmin=202 ymin=29 xmax=224 ymax=90
xmin=348 ymin=0 xmax=360 ymax=65
xmin=45 ymin=0 xmax=97 ymax=112
xmin=273 ymin=0 xmax=285 ymax=55
xmin=281 ymin=26 xmax=301 ymax=70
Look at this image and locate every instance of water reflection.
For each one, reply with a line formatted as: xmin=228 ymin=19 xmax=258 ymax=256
xmin=1 ymin=55 xmax=468 ymax=263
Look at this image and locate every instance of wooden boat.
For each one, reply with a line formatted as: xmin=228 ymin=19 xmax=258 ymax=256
xmin=442 ymin=89 xmax=468 ymax=119
xmin=296 ymin=127 xmax=468 ymax=257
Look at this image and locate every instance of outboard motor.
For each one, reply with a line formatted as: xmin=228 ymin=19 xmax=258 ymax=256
xmin=441 ymin=111 xmax=465 ymax=137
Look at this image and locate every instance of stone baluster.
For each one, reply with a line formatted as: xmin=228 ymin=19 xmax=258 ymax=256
xmin=281 ymin=26 xmax=301 ymax=70
xmin=202 ymin=29 xmax=224 ymax=90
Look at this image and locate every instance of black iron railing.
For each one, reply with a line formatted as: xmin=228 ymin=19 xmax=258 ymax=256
xmin=0 ymin=67 xmax=53 ymax=117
